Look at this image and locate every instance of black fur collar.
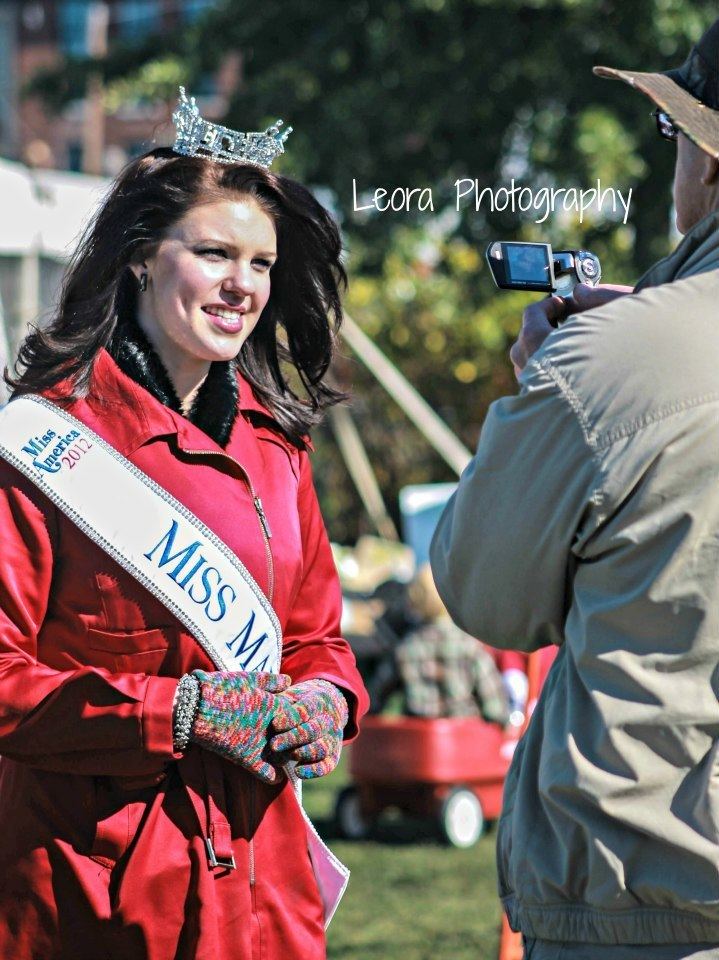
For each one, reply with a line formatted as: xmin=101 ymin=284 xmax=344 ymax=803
xmin=109 ymin=314 xmax=239 ymax=448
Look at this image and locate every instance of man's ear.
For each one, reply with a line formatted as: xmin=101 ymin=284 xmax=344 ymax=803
xmin=701 ymin=152 xmax=719 ymax=186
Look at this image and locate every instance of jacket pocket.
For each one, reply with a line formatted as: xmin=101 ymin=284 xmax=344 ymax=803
xmin=94 ymin=570 xmax=178 ymax=632
xmin=85 ymin=626 xmax=175 ymax=674
xmin=90 ymin=776 xmax=160 ymax=865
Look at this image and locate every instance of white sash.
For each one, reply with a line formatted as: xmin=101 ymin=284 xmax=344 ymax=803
xmin=0 ymin=395 xmax=349 ymax=927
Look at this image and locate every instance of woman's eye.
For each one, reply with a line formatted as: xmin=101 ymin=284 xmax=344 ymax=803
xmin=197 ymin=247 xmax=228 ymax=259
xmin=253 ymin=258 xmax=274 ymax=271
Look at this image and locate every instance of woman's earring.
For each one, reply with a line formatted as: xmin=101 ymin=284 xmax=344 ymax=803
xmin=139 ymin=272 xmax=148 ymax=293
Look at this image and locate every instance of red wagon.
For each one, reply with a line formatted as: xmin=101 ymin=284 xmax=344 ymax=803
xmin=335 ymin=714 xmax=515 ymax=848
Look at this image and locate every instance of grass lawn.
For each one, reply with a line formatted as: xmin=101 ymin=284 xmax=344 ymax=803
xmin=303 ymin=755 xmax=504 ymax=960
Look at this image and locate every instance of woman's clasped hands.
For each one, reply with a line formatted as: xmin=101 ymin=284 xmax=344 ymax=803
xmin=188 ymin=670 xmax=348 ymax=783
xmin=270 ymin=678 xmax=349 ymax=780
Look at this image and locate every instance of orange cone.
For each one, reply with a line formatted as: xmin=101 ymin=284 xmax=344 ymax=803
xmin=498 ymin=915 xmax=523 ymax=960
xmin=497 ymin=650 xmax=543 ymax=960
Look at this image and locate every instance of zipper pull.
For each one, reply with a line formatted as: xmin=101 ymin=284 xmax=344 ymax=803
xmin=254 ymin=496 xmax=272 ymax=539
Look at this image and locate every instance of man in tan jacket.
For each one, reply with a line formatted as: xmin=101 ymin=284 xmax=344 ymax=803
xmin=431 ymin=17 xmax=719 ymax=960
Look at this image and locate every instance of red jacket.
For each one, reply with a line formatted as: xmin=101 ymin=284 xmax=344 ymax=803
xmin=0 ymin=349 xmax=368 ymax=960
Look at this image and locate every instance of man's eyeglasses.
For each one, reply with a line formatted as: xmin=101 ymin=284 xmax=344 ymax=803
xmin=652 ymin=108 xmax=679 ymax=142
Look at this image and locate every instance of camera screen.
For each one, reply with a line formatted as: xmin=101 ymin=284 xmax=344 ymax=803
xmin=505 ymin=243 xmax=551 ymax=286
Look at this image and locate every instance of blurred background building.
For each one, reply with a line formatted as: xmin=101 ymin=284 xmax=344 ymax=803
xmin=0 ymin=0 xmax=232 ymax=400
xmin=0 ymin=1 xmax=234 ymax=174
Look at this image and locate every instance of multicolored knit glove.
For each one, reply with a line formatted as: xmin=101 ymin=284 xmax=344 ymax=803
xmin=270 ymin=679 xmax=349 ymax=780
xmin=190 ymin=669 xmax=291 ymax=783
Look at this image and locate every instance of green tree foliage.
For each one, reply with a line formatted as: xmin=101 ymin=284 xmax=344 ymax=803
xmin=27 ymin=0 xmax=719 ymax=539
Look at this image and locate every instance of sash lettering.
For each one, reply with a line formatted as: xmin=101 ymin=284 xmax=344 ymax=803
xmin=21 ymin=428 xmax=82 ymax=474
xmin=144 ymin=520 xmax=238 ymax=623
xmin=227 ymin=610 xmax=271 ymax=671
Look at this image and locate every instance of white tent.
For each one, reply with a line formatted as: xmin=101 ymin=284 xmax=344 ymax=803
xmin=0 ymin=157 xmax=109 ymax=258
xmin=0 ymin=158 xmax=109 ymax=401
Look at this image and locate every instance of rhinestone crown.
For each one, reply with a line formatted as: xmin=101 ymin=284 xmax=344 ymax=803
xmin=172 ymin=87 xmax=292 ymax=169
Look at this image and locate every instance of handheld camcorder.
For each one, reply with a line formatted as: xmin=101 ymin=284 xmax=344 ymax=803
xmin=485 ymin=241 xmax=601 ymax=299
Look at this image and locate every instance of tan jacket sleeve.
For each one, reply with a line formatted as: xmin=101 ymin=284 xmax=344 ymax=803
xmin=430 ymin=357 xmax=602 ymax=651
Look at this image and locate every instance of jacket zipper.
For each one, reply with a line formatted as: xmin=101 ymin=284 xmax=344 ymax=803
xmin=253 ymin=496 xmax=272 ymax=540
xmin=249 ymin=780 xmax=261 ymax=960
xmin=186 ymin=449 xmax=267 ymax=933
xmin=249 ymin=778 xmax=256 ymax=886
xmin=183 ymin=450 xmax=274 ymax=602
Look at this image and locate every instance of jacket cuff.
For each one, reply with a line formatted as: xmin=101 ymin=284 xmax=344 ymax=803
xmin=142 ymin=676 xmax=180 ymax=758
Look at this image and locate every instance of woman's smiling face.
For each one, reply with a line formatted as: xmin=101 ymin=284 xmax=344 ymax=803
xmin=132 ymin=195 xmax=277 ymax=382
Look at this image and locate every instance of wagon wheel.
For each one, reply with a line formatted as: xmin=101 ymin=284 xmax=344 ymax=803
xmin=439 ymin=788 xmax=485 ymax=848
xmin=335 ymin=786 xmax=371 ymax=840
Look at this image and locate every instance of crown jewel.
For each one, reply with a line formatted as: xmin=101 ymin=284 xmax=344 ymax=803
xmin=172 ymin=87 xmax=292 ymax=168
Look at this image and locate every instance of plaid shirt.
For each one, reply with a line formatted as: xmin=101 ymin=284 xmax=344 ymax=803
xmin=370 ymin=618 xmax=509 ymax=723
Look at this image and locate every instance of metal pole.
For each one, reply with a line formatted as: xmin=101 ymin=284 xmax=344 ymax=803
xmin=328 ymin=405 xmax=400 ymax=542
xmin=18 ymin=250 xmax=40 ymax=350
xmin=0 ymin=288 xmax=9 ymax=404
xmin=340 ymin=312 xmax=473 ymax=477
xmin=82 ymin=3 xmax=109 ymax=176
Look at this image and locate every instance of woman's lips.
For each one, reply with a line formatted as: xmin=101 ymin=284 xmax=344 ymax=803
xmin=202 ymin=306 xmax=246 ymax=334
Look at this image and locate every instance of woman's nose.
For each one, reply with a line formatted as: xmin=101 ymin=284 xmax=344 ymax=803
xmin=223 ymin=261 xmax=255 ymax=296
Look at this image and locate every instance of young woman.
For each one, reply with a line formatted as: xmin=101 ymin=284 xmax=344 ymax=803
xmin=0 ymin=139 xmax=368 ymax=959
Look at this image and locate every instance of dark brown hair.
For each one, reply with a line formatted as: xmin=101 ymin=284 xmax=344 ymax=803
xmin=6 ymin=148 xmax=347 ymax=445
